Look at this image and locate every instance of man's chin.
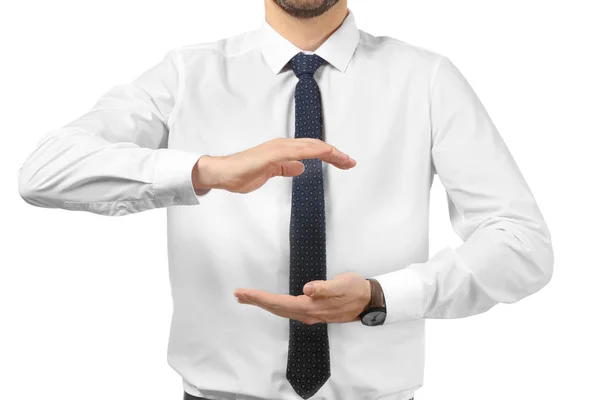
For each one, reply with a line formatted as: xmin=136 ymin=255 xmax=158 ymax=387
xmin=271 ymin=0 xmax=340 ymax=19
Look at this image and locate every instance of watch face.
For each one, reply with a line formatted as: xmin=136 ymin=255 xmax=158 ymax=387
xmin=362 ymin=310 xmax=386 ymax=326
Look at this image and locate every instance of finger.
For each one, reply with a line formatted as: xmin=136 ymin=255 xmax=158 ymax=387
xmin=295 ymin=139 xmax=357 ymax=169
xmin=235 ymin=289 xmax=307 ymax=314
xmin=297 ymin=144 xmax=353 ymax=169
xmin=327 ymin=155 xmax=357 ymax=170
xmin=240 ymin=294 xmax=326 ymax=324
xmin=238 ymin=295 xmax=307 ymax=320
xmin=273 ymin=139 xmax=356 ymax=169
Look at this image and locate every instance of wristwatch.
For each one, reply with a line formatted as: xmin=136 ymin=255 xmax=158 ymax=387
xmin=359 ymin=278 xmax=387 ymax=326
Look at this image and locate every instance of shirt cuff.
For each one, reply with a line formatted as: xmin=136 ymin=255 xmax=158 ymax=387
xmin=370 ymin=267 xmax=425 ymax=324
xmin=153 ymin=148 xmax=210 ymax=206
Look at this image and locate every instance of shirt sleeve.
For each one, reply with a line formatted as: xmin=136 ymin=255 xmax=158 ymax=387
xmin=17 ymin=48 xmax=210 ymax=217
xmin=370 ymin=56 xmax=554 ymax=324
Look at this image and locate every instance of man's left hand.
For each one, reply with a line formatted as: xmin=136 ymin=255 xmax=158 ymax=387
xmin=233 ymin=272 xmax=371 ymax=324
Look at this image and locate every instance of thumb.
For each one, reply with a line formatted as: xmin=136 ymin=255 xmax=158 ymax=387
xmin=277 ymin=161 xmax=305 ymax=177
xmin=304 ymin=280 xmax=337 ymax=298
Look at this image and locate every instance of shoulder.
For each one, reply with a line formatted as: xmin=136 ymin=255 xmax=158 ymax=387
xmin=172 ymin=29 xmax=260 ymax=66
xmin=357 ymin=29 xmax=446 ymax=74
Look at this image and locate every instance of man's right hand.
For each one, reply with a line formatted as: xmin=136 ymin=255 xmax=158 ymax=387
xmin=191 ymin=138 xmax=356 ymax=194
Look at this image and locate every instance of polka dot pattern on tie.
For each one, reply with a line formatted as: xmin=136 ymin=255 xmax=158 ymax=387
xmin=286 ymin=52 xmax=331 ymax=400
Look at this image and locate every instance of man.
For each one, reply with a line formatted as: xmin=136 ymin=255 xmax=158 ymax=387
xmin=17 ymin=0 xmax=554 ymax=399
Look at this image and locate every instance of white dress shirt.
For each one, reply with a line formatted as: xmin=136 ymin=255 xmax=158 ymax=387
xmin=17 ymin=8 xmax=554 ymax=400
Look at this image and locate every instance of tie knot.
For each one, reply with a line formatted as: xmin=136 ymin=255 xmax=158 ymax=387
xmin=289 ymin=52 xmax=324 ymax=78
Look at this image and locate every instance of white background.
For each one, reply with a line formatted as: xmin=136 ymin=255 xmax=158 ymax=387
xmin=1 ymin=1 xmax=598 ymax=399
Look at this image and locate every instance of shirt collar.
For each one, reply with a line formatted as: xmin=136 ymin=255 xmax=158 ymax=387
xmin=256 ymin=8 xmax=360 ymax=75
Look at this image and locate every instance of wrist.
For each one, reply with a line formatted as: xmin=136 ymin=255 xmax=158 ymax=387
xmin=359 ymin=278 xmax=387 ymax=326
xmin=192 ymin=155 xmax=219 ymax=193
xmin=360 ymin=279 xmax=372 ymax=313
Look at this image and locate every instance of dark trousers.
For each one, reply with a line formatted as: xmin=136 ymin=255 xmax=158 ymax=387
xmin=184 ymin=392 xmax=413 ymax=400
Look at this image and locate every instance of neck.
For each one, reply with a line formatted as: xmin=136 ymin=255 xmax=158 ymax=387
xmin=263 ymin=0 xmax=349 ymax=52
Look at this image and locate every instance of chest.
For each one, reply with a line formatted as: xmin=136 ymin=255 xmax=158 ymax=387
xmin=169 ymin=68 xmax=430 ymax=167
xmin=166 ymin=67 xmax=435 ymax=270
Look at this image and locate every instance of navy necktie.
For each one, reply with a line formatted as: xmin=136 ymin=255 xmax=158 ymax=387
xmin=286 ymin=52 xmax=330 ymax=399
